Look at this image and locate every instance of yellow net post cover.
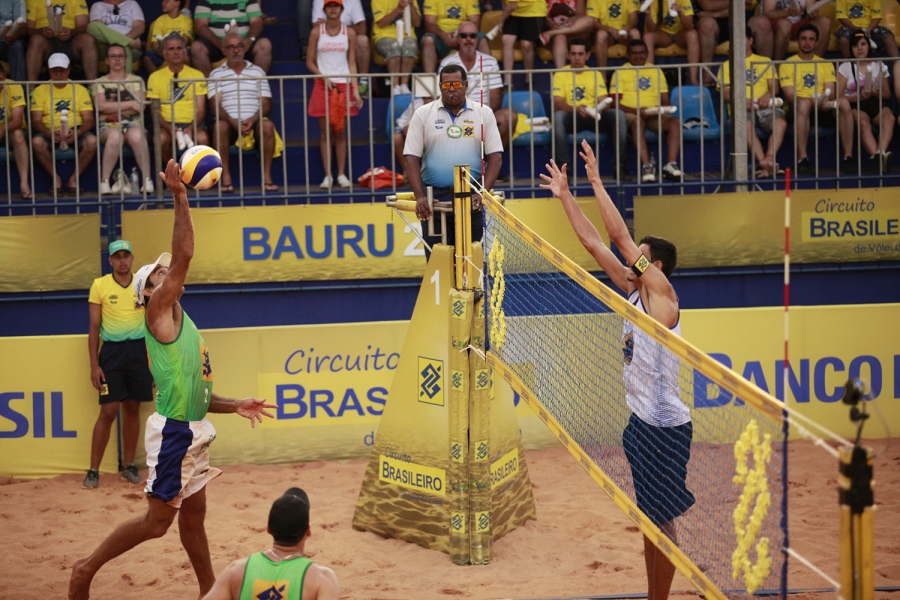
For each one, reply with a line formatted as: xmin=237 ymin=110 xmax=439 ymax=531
xmin=839 ymin=445 xmax=875 ymax=600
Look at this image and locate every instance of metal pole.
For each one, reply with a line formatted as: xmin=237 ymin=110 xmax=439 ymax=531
xmin=731 ymin=0 xmax=749 ymax=191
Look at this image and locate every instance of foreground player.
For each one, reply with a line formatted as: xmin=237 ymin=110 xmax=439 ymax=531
xmin=69 ymin=159 xmax=277 ymax=600
xmin=202 ymin=487 xmax=341 ymax=600
xmin=540 ymin=139 xmax=694 ymax=600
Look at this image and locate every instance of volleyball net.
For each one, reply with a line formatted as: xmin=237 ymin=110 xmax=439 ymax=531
xmin=480 ymin=192 xmax=791 ymax=599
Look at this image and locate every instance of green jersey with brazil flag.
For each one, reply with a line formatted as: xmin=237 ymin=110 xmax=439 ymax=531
xmin=145 ymin=309 xmax=213 ymax=421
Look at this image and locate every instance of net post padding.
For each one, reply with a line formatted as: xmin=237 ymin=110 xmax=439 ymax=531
xmin=839 ymin=445 xmax=875 ymax=600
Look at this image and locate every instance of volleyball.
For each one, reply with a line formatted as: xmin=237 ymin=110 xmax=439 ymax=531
xmin=179 ymin=145 xmax=222 ymax=190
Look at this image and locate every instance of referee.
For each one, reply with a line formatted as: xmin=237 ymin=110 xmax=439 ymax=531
xmin=404 ymin=63 xmax=503 ymax=260
xmin=83 ymin=239 xmax=154 ymax=489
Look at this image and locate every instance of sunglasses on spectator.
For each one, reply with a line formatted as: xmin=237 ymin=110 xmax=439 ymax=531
xmin=457 ymin=32 xmax=477 ymax=39
xmin=440 ymin=81 xmax=466 ymax=89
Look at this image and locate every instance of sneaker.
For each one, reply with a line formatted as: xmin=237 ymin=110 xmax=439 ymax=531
xmin=662 ymin=161 xmax=683 ymax=180
xmin=641 ymin=162 xmax=656 ymax=182
xmin=99 ymin=180 xmax=112 ymax=194
xmin=841 ymin=156 xmax=857 ymax=175
xmin=797 ymin=157 xmax=813 ymax=176
xmin=83 ymin=469 xmax=99 ymax=489
xmin=141 ymin=177 xmax=155 ymax=193
xmin=121 ymin=464 xmax=142 ymax=485
xmin=319 ymin=175 xmax=333 ymax=189
xmin=878 ymin=150 xmax=893 ymax=172
xmin=399 ymin=83 xmax=411 ymax=95
xmin=336 ymin=174 xmax=351 ymax=188
xmin=392 ymin=84 xmax=404 ymax=96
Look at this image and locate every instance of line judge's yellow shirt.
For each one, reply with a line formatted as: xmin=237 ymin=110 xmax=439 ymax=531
xmin=31 ymin=81 xmax=93 ymax=130
xmin=610 ymin=63 xmax=668 ymax=109
xmin=553 ymin=67 xmax=609 ymax=107
xmin=720 ymin=53 xmax=778 ymax=100
xmin=835 ymin=0 xmax=881 ymax=28
xmin=512 ymin=0 xmax=548 ymax=17
xmin=586 ymin=0 xmax=640 ymax=29
xmin=424 ymin=0 xmax=481 ymax=33
xmin=0 ymin=81 xmax=26 ymax=127
xmin=778 ymin=55 xmax=836 ymax=99
xmin=372 ymin=0 xmax=419 ymax=44
xmin=647 ymin=0 xmax=694 ymax=35
xmin=147 ymin=65 xmax=207 ymax=124
xmin=26 ymin=0 xmax=88 ymax=30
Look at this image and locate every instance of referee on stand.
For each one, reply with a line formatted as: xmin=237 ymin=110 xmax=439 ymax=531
xmin=83 ymin=239 xmax=155 ymax=489
xmin=404 ymin=63 xmax=503 ymax=260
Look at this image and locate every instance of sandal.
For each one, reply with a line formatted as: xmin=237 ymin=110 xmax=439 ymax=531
xmin=220 ymin=183 xmax=234 ymax=193
xmin=264 ymin=182 xmax=278 ymax=191
xmin=20 ymin=190 xmax=33 ymax=200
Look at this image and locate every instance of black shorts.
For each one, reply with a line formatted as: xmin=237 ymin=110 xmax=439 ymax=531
xmin=622 ymin=412 xmax=695 ymax=527
xmin=196 ymin=36 xmax=258 ymax=64
xmin=502 ymin=16 xmax=544 ymax=44
xmin=98 ymin=338 xmax=154 ymax=404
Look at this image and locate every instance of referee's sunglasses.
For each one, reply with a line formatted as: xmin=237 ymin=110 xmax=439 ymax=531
xmin=440 ymin=81 xmax=466 ymax=90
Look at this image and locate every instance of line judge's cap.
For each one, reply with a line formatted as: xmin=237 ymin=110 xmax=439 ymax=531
xmin=109 ymin=240 xmax=133 ymax=255
xmin=324 ymin=0 xmax=343 ymax=5
xmin=268 ymin=487 xmax=310 ymax=545
xmin=48 ymin=53 xmax=70 ymax=69
xmin=133 ymin=252 xmax=172 ymax=305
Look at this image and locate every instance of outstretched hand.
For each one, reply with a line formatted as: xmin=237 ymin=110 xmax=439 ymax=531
xmin=539 ymin=159 xmax=569 ymax=198
xmin=236 ymin=397 xmax=277 ymax=427
xmin=160 ymin=159 xmax=186 ymax=195
xmin=578 ymin=139 xmax=603 ymax=186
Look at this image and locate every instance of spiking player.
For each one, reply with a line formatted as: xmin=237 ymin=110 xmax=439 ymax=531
xmin=540 ymin=139 xmax=694 ymax=600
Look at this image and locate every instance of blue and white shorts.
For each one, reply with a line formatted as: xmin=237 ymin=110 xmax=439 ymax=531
xmin=144 ymin=412 xmax=222 ymax=508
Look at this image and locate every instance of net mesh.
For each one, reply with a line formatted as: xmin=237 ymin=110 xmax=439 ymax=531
xmin=482 ymin=199 xmax=787 ymax=598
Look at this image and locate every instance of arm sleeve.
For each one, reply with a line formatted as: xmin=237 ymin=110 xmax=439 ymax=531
xmin=482 ymin=107 xmax=503 ymax=154
xmin=403 ymin=108 xmax=425 ymax=157
xmin=88 ymin=279 xmax=102 ymax=304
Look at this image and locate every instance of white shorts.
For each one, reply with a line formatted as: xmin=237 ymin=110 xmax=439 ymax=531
xmin=144 ymin=412 xmax=222 ymax=508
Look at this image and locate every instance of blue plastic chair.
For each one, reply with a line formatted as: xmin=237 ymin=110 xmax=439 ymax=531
xmin=385 ymin=93 xmax=413 ymax=139
xmin=670 ymin=86 xmax=721 ymax=141
xmin=501 ymin=91 xmax=551 ymax=147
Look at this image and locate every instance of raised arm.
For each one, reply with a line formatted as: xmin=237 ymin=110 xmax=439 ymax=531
xmin=148 ymin=160 xmax=193 ymax=320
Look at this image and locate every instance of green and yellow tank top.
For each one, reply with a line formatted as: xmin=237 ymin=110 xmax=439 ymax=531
xmin=145 ymin=309 xmax=213 ymax=421
xmin=239 ymin=553 xmax=313 ymax=600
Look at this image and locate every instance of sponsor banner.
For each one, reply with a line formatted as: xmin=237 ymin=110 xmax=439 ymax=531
xmin=0 ymin=214 xmax=100 ymax=292
xmin=121 ymin=200 xmax=603 ymax=285
xmin=1 ymin=303 xmax=896 ymax=478
xmin=635 ymin=189 xmax=900 ymax=267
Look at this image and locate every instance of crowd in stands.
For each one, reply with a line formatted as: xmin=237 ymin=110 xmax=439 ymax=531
xmin=2 ymin=0 xmax=900 ymax=200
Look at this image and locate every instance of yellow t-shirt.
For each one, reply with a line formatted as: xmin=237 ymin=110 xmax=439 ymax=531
xmin=553 ymin=66 xmax=609 ymax=107
xmin=586 ymin=0 xmax=640 ymax=29
xmin=778 ymin=55 xmax=836 ymax=99
xmin=836 ymin=0 xmax=881 ymax=27
xmin=512 ymin=0 xmax=548 ymax=17
xmin=423 ymin=0 xmax=481 ymax=33
xmin=147 ymin=65 xmax=207 ymax=124
xmin=720 ymin=53 xmax=777 ymax=100
xmin=647 ymin=0 xmax=694 ymax=35
xmin=26 ymin=0 xmax=88 ymax=30
xmin=148 ymin=13 xmax=195 ymax=45
xmin=89 ymin=273 xmax=145 ymax=342
xmin=32 ymin=81 xmax=93 ymax=130
xmin=0 ymin=81 xmax=26 ymax=127
xmin=372 ymin=0 xmax=419 ymax=44
xmin=610 ymin=63 xmax=668 ymax=109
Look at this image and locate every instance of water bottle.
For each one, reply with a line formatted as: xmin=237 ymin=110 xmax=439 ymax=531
xmin=130 ymin=167 xmax=140 ymax=192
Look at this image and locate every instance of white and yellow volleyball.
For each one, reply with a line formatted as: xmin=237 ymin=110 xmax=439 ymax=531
xmin=179 ymin=145 xmax=222 ymax=190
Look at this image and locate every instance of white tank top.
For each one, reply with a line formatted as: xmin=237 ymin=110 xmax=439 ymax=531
xmin=622 ymin=289 xmax=691 ymax=427
xmin=316 ymin=23 xmax=350 ymax=84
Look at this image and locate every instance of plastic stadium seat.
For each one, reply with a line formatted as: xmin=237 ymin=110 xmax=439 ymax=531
xmin=501 ymin=90 xmax=551 ymax=146
xmin=670 ymin=85 xmax=721 ymax=141
xmin=385 ymin=93 xmax=413 ymax=139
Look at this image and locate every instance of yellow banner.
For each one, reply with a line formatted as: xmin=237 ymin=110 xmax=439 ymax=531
xmin=121 ymin=200 xmax=604 ymax=284
xmin=1 ymin=303 xmax=896 ymax=477
xmin=0 ymin=214 xmax=101 ymax=292
xmin=635 ymin=189 xmax=900 ymax=267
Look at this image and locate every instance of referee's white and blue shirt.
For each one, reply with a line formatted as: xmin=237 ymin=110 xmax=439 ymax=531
xmin=403 ymin=99 xmax=503 ymax=189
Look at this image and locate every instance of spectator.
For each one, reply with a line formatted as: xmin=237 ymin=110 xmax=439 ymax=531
xmin=552 ymin=38 xmax=627 ymax=176
xmin=610 ymin=39 xmax=682 ymax=182
xmin=719 ymin=27 xmax=787 ymax=178
xmin=307 ymin=0 xmax=363 ymax=189
xmin=545 ymin=0 xmax=640 ymax=69
xmin=778 ymin=22 xmax=836 ymax=175
xmin=393 ymin=92 xmax=431 ymax=177
xmin=210 ymin=31 xmax=278 ymax=192
xmin=25 ymin=0 xmax=98 ymax=81
xmin=94 ymin=43 xmax=153 ymax=194
xmin=697 ymin=0 xmax=773 ymax=80
xmin=0 ymin=0 xmax=26 ymax=80
xmin=834 ymin=0 xmax=899 ymax=100
xmin=438 ymin=21 xmax=518 ymax=150
xmin=144 ymin=0 xmax=193 ymax=74
xmin=836 ymin=29 xmax=893 ymax=172
xmin=87 ymin=0 xmax=144 ymax=74
xmin=643 ymin=0 xmax=700 ymax=85
xmin=765 ymin=0 xmax=832 ymax=60
xmin=147 ymin=33 xmax=209 ymax=168
xmin=312 ymin=0 xmax=370 ymax=94
xmin=373 ymin=0 xmax=421 ymax=95
xmin=498 ymin=0 xmax=547 ymax=87
xmin=31 ymin=53 xmax=97 ymax=193
xmin=0 ymin=68 xmax=31 ymax=198
xmin=191 ymin=0 xmax=273 ymax=75
xmin=422 ymin=0 xmax=489 ymax=73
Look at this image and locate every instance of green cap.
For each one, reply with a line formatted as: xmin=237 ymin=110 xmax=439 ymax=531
xmin=109 ymin=240 xmax=133 ymax=255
